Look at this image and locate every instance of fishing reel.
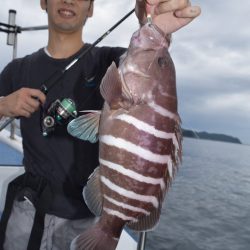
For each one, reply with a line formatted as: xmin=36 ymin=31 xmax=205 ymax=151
xmin=41 ymin=98 xmax=77 ymax=136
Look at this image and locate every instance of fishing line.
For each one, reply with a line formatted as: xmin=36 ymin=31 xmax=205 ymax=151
xmin=146 ymin=24 xmax=171 ymax=72
xmin=0 ymin=8 xmax=135 ymax=132
xmin=144 ymin=1 xmax=171 ymax=72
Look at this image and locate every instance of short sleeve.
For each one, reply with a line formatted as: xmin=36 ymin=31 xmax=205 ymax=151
xmin=0 ymin=61 xmax=15 ymax=96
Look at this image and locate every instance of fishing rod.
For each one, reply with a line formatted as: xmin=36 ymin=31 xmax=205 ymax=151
xmin=0 ymin=22 xmax=48 ymax=33
xmin=0 ymin=8 xmax=135 ymax=132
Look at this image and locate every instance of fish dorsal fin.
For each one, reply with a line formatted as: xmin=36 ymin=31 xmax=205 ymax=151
xmin=67 ymin=111 xmax=101 ymax=143
xmin=100 ymin=62 xmax=133 ymax=109
xmin=119 ymin=68 xmax=134 ymax=105
xmin=83 ymin=167 xmax=103 ymax=216
xmin=127 ymin=194 xmax=163 ymax=232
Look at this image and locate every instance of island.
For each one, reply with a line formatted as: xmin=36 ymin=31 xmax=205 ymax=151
xmin=182 ymin=129 xmax=242 ymax=144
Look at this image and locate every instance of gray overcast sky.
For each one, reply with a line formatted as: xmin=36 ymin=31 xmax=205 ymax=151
xmin=0 ymin=0 xmax=249 ymax=144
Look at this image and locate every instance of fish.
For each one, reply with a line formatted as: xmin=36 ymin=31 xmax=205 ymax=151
xmin=68 ymin=22 xmax=182 ymax=250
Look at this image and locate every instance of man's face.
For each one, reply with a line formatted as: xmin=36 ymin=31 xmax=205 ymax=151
xmin=40 ymin=0 xmax=93 ymax=34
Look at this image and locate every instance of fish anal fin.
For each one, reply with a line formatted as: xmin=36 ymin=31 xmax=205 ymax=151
xmin=67 ymin=111 xmax=101 ymax=143
xmin=83 ymin=167 xmax=103 ymax=216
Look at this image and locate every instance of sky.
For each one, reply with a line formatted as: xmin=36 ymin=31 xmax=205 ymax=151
xmin=0 ymin=0 xmax=249 ymax=145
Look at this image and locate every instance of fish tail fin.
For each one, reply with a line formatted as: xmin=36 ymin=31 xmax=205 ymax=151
xmin=70 ymin=224 xmax=118 ymax=250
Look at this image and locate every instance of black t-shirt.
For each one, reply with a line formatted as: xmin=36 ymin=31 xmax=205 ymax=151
xmin=0 ymin=45 xmax=126 ymax=219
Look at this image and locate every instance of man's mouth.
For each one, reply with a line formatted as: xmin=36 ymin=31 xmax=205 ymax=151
xmin=58 ymin=9 xmax=76 ymax=18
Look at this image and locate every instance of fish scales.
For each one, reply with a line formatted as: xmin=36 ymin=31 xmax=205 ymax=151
xmin=99 ymin=148 xmax=166 ymax=179
xmin=100 ymin=119 xmax=175 ymax=155
xmin=101 ymin=187 xmax=156 ymax=214
xmin=101 ymin=176 xmax=159 ymax=211
xmin=103 ymin=196 xmax=151 ymax=217
xmin=68 ymin=23 xmax=182 ymax=250
xmin=99 ymin=159 xmax=165 ymax=189
xmin=117 ymin=106 xmax=180 ymax=138
xmin=101 ymin=165 xmax=165 ymax=196
xmin=100 ymin=144 xmax=173 ymax=174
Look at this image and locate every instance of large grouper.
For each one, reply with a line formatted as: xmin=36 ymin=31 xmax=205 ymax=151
xmin=68 ymin=22 xmax=182 ymax=250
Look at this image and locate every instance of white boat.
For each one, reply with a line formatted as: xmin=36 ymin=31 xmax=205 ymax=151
xmin=0 ymin=128 xmax=24 ymax=214
xmin=0 ymin=125 xmax=141 ymax=250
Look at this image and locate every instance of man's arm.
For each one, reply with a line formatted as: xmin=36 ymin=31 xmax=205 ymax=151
xmin=135 ymin=0 xmax=201 ymax=34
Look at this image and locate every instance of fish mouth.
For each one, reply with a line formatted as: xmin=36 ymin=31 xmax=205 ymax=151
xmin=58 ymin=8 xmax=76 ymax=18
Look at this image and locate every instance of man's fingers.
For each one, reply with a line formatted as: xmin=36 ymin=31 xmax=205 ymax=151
xmin=23 ymin=103 xmax=35 ymax=114
xmin=145 ymin=0 xmax=159 ymax=5
xmin=21 ymin=109 xmax=31 ymax=118
xmin=174 ymin=6 xmax=201 ymax=18
xmin=29 ymin=89 xmax=46 ymax=105
xmin=27 ymin=98 xmax=40 ymax=110
xmin=155 ymin=0 xmax=189 ymax=14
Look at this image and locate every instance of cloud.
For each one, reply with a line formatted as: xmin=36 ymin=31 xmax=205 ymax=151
xmin=202 ymin=92 xmax=250 ymax=114
xmin=0 ymin=0 xmax=249 ymax=144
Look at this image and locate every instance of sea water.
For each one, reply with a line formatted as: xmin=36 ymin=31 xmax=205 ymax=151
xmin=146 ymin=138 xmax=250 ymax=250
xmin=1 ymin=137 xmax=250 ymax=250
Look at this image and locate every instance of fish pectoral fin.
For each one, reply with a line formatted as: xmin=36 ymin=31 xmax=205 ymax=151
xmin=100 ymin=62 xmax=132 ymax=109
xmin=83 ymin=167 xmax=103 ymax=216
xmin=127 ymin=201 xmax=162 ymax=232
xmin=67 ymin=111 xmax=101 ymax=143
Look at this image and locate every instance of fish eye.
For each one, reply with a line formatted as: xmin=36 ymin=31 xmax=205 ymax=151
xmin=158 ymin=57 xmax=168 ymax=68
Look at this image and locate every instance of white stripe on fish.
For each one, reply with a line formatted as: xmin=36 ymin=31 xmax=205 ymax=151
xmin=148 ymin=102 xmax=179 ymax=121
xmin=115 ymin=113 xmax=179 ymax=150
xmin=100 ymin=158 xmax=165 ymax=190
xmin=167 ymin=157 xmax=173 ymax=178
xmin=101 ymin=176 xmax=159 ymax=208
xmin=104 ymin=194 xmax=150 ymax=215
xmin=103 ymin=207 xmax=138 ymax=222
xmin=100 ymin=135 xmax=171 ymax=165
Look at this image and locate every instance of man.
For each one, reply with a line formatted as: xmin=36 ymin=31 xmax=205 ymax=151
xmin=0 ymin=0 xmax=201 ymax=249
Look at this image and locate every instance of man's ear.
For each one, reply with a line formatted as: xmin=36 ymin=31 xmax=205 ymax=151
xmin=40 ymin=0 xmax=47 ymax=11
xmin=87 ymin=2 xmax=94 ymax=18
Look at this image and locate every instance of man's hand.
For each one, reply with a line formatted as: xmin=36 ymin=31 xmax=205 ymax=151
xmin=0 ymin=88 xmax=46 ymax=118
xmin=135 ymin=0 xmax=201 ymax=34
